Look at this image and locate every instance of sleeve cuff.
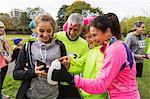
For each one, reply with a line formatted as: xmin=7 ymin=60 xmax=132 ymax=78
xmin=74 ymin=75 xmax=80 ymax=88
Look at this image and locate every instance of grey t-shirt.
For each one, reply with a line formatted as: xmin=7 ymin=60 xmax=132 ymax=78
xmin=124 ymin=32 xmax=145 ymax=63
xmin=26 ymin=39 xmax=61 ymax=99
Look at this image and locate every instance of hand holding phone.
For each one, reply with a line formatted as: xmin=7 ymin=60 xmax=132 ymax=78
xmin=35 ymin=66 xmax=47 ymax=78
xmin=36 ymin=59 xmax=48 ymax=72
xmin=144 ymin=54 xmax=149 ymax=59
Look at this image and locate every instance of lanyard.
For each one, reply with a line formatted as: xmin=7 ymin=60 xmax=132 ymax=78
xmin=100 ymin=36 xmax=117 ymax=53
xmin=109 ymin=36 xmax=117 ymax=45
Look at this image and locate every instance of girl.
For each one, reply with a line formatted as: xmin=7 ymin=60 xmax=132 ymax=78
xmin=13 ymin=13 xmax=66 ymax=99
xmin=52 ymin=13 xmax=140 ymax=99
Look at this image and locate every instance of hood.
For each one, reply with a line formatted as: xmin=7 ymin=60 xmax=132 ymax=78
xmin=35 ymin=38 xmax=56 ymax=50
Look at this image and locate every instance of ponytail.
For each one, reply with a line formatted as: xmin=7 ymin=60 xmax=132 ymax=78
xmin=104 ymin=13 xmax=122 ymax=40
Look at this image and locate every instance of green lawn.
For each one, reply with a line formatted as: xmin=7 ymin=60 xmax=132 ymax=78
xmin=6 ymin=35 xmax=30 ymax=47
xmin=2 ymin=35 xmax=150 ymax=99
xmin=137 ymin=60 xmax=150 ymax=99
xmin=2 ymin=75 xmax=20 ymax=99
xmin=137 ymin=38 xmax=150 ymax=99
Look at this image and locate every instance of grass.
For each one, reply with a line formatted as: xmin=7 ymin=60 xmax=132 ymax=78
xmin=136 ymin=38 xmax=150 ymax=99
xmin=6 ymin=35 xmax=30 ymax=48
xmin=137 ymin=60 xmax=150 ymax=98
xmin=1 ymin=35 xmax=150 ymax=99
xmin=2 ymin=75 xmax=21 ymax=99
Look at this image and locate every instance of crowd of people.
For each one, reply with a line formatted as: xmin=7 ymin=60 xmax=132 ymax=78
xmin=0 ymin=12 xmax=150 ymax=99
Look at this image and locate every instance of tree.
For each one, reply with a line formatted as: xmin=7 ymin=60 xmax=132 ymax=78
xmin=12 ymin=17 xmax=19 ymax=30
xmin=120 ymin=17 xmax=130 ymax=34
xmin=65 ymin=1 xmax=102 ymax=20
xmin=56 ymin=5 xmax=68 ymax=31
xmin=18 ymin=12 xmax=30 ymax=34
xmin=56 ymin=1 xmax=103 ymax=30
xmin=120 ymin=16 xmax=150 ymax=35
xmin=26 ymin=7 xmax=45 ymax=20
xmin=0 ymin=13 xmax=13 ymax=30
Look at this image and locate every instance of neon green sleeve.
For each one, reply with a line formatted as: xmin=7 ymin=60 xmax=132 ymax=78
xmin=68 ymin=54 xmax=88 ymax=74
xmin=95 ymin=54 xmax=103 ymax=76
xmin=147 ymin=43 xmax=150 ymax=54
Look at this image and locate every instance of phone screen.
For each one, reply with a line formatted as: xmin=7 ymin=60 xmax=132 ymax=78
xmin=36 ymin=59 xmax=46 ymax=66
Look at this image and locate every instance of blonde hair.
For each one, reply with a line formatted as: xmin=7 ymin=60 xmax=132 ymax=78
xmin=35 ymin=13 xmax=57 ymax=32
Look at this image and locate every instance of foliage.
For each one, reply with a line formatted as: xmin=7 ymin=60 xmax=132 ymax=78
xmin=18 ymin=12 xmax=30 ymax=34
xmin=65 ymin=1 xmax=102 ymax=19
xmin=56 ymin=1 xmax=103 ymax=30
xmin=3 ymin=75 xmax=21 ymax=99
xmin=56 ymin=5 xmax=68 ymax=31
xmin=26 ymin=7 xmax=45 ymax=20
xmin=0 ymin=13 xmax=13 ymax=30
xmin=120 ymin=16 xmax=150 ymax=35
xmin=11 ymin=17 xmax=19 ymax=30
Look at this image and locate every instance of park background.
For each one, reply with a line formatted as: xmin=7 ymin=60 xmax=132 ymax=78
xmin=0 ymin=0 xmax=150 ymax=99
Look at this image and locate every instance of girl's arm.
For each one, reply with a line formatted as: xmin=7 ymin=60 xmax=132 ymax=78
xmin=74 ymin=46 xmax=124 ymax=94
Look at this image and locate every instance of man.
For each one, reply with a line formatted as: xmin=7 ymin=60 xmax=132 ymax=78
xmin=56 ymin=13 xmax=88 ymax=59
xmin=55 ymin=13 xmax=88 ymax=98
xmin=125 ymin=21 xmax=147 ymax=77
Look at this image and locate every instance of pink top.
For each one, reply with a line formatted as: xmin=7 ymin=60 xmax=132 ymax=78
xmin=75 ymin=41 xmax=140 ymax=99
xmin=0 ymin=39 xmax=10 ymax=68
xmin=63 ymin=16 xmax=96 ymax=31
xmin=0 ymin=54 xmax=7 ymax=68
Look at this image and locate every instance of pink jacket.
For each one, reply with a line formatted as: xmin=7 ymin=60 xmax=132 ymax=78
xmin=0 ymin=54 xmax=7 ymax=68
xmin=0 ymin=39 xmax=10 ymax=68
xmin=75 ymin=41 xmax=140 ymax=99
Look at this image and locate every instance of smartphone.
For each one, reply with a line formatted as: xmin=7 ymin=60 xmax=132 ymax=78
xmin=143 ymin=54 xmax=149 ymax=59
xmin=36 ymin=59 xmax=48 ymax=72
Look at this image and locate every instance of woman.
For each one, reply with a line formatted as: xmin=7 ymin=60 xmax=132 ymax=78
xmin=125 ymin=21 xmax=147 ymax=77
xmin=52 ymin=13 xmax=140 ymax=99
xmin=13 ymin=13 xmax=66 ymax=99
xmin=0 ymin=21 xmax=10 ymax=99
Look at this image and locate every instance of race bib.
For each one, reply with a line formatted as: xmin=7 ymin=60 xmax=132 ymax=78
xmin=138 ymin=40 xmax=145 ymax=48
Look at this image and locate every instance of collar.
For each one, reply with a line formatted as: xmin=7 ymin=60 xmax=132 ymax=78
xmin=100 ymin=36 xmax=117 ymax=53
xmin=35 ymin=38 xmax=56 ymax=49
xmin=66 ymin=32 xmax=79 ymax=41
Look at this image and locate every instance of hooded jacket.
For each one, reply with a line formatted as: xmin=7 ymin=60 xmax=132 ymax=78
xmin=13 ymin=39 xmax=66 ymax=99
